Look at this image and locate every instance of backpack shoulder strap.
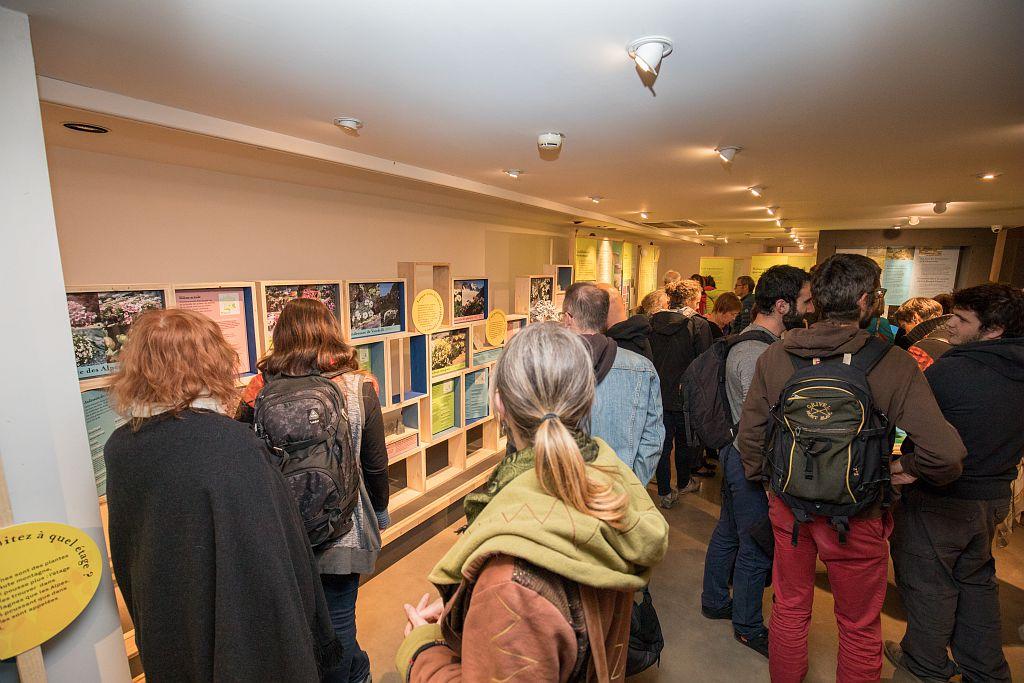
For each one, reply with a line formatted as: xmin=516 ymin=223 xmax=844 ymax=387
xmin=850 ymin=336 xmax=891 ymax=375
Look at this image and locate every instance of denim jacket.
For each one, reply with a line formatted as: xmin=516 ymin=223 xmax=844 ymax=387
xmin=590 ymin=347 xmax=665 ymax=485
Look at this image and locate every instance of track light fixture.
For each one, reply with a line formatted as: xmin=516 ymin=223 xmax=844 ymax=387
xmin=976 ymin=172 xmax=1001 ymax=181
xmin=766 ymin=206 xmax=779 ymax=217
xmin=748 ymin=186 xmax=764 ymax=198
xmin=775 ymin=218 xmax=783 ymax=227
xmin=589 ymin=196 xmax=604 ymax=204
xmin=333 ymin=116 xmax=364 ymax=132
xmin=627 ymin=36 xmax=673 ymax=77
xmin=716 ymin=146 xmax=742 ymax=164
xmin=503 ymin=168 xmax=522 ymax=179
xmin=892 ymin=224 xmax=902 ymax=231
xmin=640 ymin=211 xmax=649 ymax=219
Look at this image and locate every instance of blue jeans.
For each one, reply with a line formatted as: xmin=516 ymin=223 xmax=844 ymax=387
xmin=321 ymin=573 xmax=371 ymax=683
xmin=701 ymin=444 xmax=771 ymax=637
xmin=656 ymin=410 xmax=697 ymax=495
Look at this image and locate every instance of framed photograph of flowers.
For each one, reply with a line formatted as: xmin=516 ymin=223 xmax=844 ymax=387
xmin=66 ymin=285 xmax=172 ymax=385
xmin=430 ymin=328 xmax=469 ymax=378
xmin=344 ymin=280 xmax=407 ymax=340
xmin=256 ymin=280 xmax=343 ymax=352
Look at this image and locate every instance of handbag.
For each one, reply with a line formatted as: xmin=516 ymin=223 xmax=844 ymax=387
xmin=625 ymin=587 xmax=664 ymax=676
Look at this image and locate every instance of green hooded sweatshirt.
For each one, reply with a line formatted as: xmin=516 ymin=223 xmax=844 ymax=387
xmin=396 ymin=438 xmax=669 ymax=676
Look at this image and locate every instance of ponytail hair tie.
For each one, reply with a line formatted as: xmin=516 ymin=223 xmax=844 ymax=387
xmin=541 ymin=413 xmax=560 ymax=423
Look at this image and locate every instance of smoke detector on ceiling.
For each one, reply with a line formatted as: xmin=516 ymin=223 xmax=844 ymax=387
xmin=538 ymin=132 xmax=565 ymax=150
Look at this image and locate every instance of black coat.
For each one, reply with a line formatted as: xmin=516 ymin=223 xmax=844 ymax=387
xmin=606 ymin=315 xmax=654 ymax=361
xmin=649 ymin=310 xmax=713 ymax=411
xmin=104 ymin=410 xmax=342 ymax=681
xmin=919 ymin=338 xmax=1024 ymax=500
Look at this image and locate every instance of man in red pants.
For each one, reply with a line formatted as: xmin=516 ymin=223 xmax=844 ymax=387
xmin=737 ymin=253 xmax=966 ymax=682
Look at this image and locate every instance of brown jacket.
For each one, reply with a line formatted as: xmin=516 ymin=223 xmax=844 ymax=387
xmin=410 ymin=555 xmax=633 ymax=682
xmin=737 ymin=322 xmax=966 ymax=512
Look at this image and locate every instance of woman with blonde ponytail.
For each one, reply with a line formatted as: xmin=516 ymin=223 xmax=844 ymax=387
xmin=396 ymin=323 xmax=669 ymax=682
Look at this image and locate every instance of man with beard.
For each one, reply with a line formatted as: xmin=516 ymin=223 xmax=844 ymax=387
xmin=701 ymin=265 xmax=813 ymax=657
xmin=737 ymin=253 xmax=966 ymax=683
xmin=887 ymin=283 xmax=1024 ymax=683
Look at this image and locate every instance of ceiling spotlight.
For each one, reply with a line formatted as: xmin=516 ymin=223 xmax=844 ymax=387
xmin=775 ymin=218 xmax=784 ymax=227
xmin=766 ymin=206 xmax=779 ymax=217
xmin=748 ymin=186 xmax=765 ymax=198
xmin=333 ymin=116 xmax=364 ymax=132
xmin=62 ymin=122 xmax=109 ymax=134
xmin=721 ymin=237 xmax=729 ymax=244
xmin=640 ymin=211 xmax=649 ymax=219
xmin=589 ymin=196 xmax=604 ymax=204
xmin=976 ymin=172 xmax=1001 ymax=181
xmin=892 ymin=224 xmax=902 ymax=231
xmin=785 ymin=226 xmax=794 ymax=233
xmin=933 ymin=201 xmax=948 ymax=214
xmin=627 ymin=36 xmax=673 ymax=76
xmin=798 ymin=244 xmax=806 ymax=250
xmin=716 ymin=146 xmax=742 ymax=164
xmin=503 ymin=168 xmax=522 ymax=179
xmin=908 ymin=216 xmax=920 ymax=226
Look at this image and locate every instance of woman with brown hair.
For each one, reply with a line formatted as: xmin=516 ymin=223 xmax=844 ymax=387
xmin=707 ymin=291 xmax=743 ymax=338
xmin=396 ymin=323 xmax=668 ymax=681
xmin=238 ymin=297 xmax=388 ymax=683
xmin=104 ymin=308 xmax=341 ymax=681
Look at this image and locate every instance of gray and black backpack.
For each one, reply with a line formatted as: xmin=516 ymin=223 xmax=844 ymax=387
xmin=253 ymin=371 xmax=358 ymax=550
xmin=766 ymin=337 xmax=895 ymax=544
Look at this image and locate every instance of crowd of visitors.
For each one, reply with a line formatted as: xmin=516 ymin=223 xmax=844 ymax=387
xmin=101 ymin=253 xmax=1024 ymax=682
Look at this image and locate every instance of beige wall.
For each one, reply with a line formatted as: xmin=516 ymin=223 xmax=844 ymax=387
xmin=46 ymin=146 xmax=569 ymax=312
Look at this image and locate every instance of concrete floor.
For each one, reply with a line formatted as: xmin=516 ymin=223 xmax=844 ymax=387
xmin=356 ymin=471 xmax=1024 ymax=681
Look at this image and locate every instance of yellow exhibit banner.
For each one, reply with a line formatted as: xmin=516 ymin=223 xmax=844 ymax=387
xmin=411 ymin=288 xmax=444 ymax=334
xmin=484 ymin=309 xmax=508 ymax=347
xmin=574 ymin=237 xmax=598 ymax=281
xmin=0 ymin=522 xmax=102 ymax=659
xmin=698 ymin=257 xmax=736 ymax=289
xmin=637 ymin=245 xmax=661 ymax=302
xmin=750 ymin=254 xmax=791 ymax=282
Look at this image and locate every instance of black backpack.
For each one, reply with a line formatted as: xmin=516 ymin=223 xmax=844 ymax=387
xmin=253 ymin=371 xmax=358 ymax=550
xmin=650 ymin=312 xmax=705 ymax=411
xmin=625 ymin=588 xmax=663 ymax=677
xmin=683 ymin=329 xmax=778 ymax=450
xmin=765 ymin=337 xmax=895 ymax=544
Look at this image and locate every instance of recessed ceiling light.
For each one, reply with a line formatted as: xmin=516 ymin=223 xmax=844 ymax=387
xmin=627 ymin=36 xmax=673 ymax=77
xmin=908 ymin=216 xmax=920 ymax=226
xmin=766 ymin=206 xmax=779 ymax=217
xmin=640 ymin=211 xmax=649 ymax=219
xmin=976 ymin=172 xmax=1001 ymax=181
xmin=333 ymin=116 xmax=363 ymax=132
xmin=503 ymin=168 xmax=522 ymax=179
xmin=716 ymin=146 xmax=742 ymax=164
xmin=589 ymin=196 xmax=604 ymax=204
xmin=62 ymin=122 xmax=109 ymax=134
xmin=748 ymin=186 xmax=765 ymax=198
xmin=933 ymin=201 xmax=948 ymax=214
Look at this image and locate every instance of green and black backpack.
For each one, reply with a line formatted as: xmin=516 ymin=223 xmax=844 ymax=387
xmin=765 ymin=337 xmax=895 ymax=544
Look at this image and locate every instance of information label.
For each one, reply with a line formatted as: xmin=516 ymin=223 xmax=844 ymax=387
xmin=80 ymin=389 xmax=126 ymax=496
xmin=637 ymin=245 xmax=661 ymax=301
xmin=485 ymin=310 xmax=508 ymax=347
xmin=412 ymin=288 xmax=445 ymax=334
xmin=0 ymin=522 xmax=102 ymax=659
xmin=465 ymin=368 xmax=490 ymax=421
xmin=431 ymin=380 xmax=456 ymax=434
xmin=175 ymin=287 xmax=252 ymax=374
xmin=574 ymin=237 xmax=598 ymax=282
xmin=699 ymin=257 xmax=736 ymax=290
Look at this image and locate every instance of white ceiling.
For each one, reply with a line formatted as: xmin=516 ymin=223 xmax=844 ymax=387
xmin=7 ymin=0 xmax=1024 ymax=246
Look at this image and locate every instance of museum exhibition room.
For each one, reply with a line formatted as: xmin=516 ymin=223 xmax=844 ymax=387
xmin=1 ymin=1 xmax=1023 ymax=682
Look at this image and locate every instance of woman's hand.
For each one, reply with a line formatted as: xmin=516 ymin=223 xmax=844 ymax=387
xmin=891 ymin=458 xmax=918 ymax=487
xmin=403 ymin=593 xmax=444 ymax=636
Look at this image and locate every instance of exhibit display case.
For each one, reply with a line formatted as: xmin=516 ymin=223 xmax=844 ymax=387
xmin=256 ymin=280 xmax=343 ymax=353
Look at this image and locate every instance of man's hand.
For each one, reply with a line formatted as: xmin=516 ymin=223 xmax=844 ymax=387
xmin=403 ymin=593 xmax=444 ymax=636
xmin=891 ymin=458 xmax=918 ymax=486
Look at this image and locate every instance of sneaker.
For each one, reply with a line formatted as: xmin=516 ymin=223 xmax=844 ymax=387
xmin=660 ymin=490 xmax=679 ymax=509
xmin=734 ymin=631 xmax=769 ymax=658
xmin=680 ymin=479 xmax=702 ymax=495
xmin=701 ymin=603 xmax=732 ymax=620
xmin=884 ymin=641 xmax=926 ymax=682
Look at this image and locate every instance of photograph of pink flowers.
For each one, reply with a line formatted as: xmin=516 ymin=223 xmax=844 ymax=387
xmin=263 ymin=283 xmax=340 ymax=334
xmin=67 ymin=289 xmax=167 ymax=380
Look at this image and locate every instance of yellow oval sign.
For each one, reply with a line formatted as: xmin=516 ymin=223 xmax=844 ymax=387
xmin=411 ymin=289 xmax=445 ymax=334
xmin=0 ymin=522 xmax=103 ymax=659
xmin=485 ymin=309 xmax=508 ymax=347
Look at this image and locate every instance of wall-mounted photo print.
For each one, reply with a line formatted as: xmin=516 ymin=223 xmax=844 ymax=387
xmin=431 ymin=328 xmax=469 ymax=377
xmin=67 ymin=289 xmax=168 ymax=380
xmin=348 ymin=281 xmax=405 ymax=339
xmin=452 ymin=278 xmax=488 ymax=323
xmin=530 ymin=276 xmax=553 ymax=306
xmin=264 ymin=283 xmax=340 ymax=334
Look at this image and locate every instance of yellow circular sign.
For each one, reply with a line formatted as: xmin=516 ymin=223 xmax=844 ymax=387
xmin=411 ymin=289 xmax=445 ymax=334
xmin=485 ymin=309 xmax=508 ymax=347
xmin=0 ymin=522 xmax=103 ymax=659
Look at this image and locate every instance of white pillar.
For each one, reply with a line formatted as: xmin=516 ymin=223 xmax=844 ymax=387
xmin=0 ymin=8 xmax=131 ymax=683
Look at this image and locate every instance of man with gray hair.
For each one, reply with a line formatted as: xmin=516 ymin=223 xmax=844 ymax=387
xmin=562 ymin=283 xmax=664 ymax=484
